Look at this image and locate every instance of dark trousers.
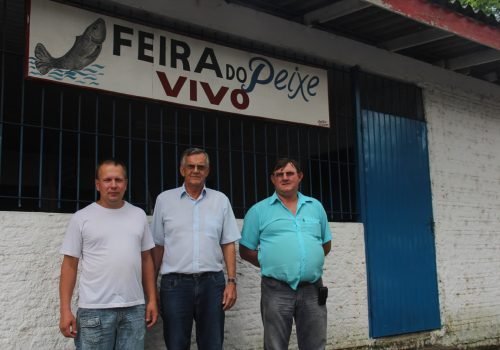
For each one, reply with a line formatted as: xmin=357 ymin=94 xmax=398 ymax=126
xmin=160 ymin=271 xmax=225 ymax=350
xmin=261 ymin=276 xmax=327 ymax=350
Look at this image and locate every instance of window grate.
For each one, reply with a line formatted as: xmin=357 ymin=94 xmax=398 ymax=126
xmin=0 ymin=0 xmax=358 ymax=221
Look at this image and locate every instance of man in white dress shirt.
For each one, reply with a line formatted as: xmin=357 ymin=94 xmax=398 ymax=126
xmin=151 ymin=148 xmax=240 ymax=350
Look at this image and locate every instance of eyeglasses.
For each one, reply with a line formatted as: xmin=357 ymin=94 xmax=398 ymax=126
xmin=273 ymin=171 xmax=297 ymax=178
xmin=185 ymin=164 xmax=207 ymax=171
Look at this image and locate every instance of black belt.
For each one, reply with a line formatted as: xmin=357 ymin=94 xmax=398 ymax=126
xmin=264 ymin=276 xmax=321 ymax=288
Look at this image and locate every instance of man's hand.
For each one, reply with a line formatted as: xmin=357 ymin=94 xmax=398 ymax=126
xmin=59 ymin=255 xmax=79 ymax=338
xmin=222 ymin=283 xmax=237 ymax=311
xmin=59 ymin=309 xmax=77 ymax=338
xmin=145 ymin=300 xmax=158 ymax=328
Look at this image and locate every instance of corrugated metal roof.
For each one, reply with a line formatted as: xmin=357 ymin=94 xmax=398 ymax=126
xmin=228 ymin=0 xmax=500 ymax=86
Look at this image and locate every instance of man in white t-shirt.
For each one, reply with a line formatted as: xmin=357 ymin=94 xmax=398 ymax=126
xmin=59 ymin=159 xmax=158 ymax=350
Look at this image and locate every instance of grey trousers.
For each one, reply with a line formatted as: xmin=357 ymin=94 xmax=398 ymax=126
xmin=261 ymin=276 xmax=327 ymax=350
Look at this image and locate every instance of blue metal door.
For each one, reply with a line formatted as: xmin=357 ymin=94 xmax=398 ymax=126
xmin=359 ymin=110 xmax=441 ymax=337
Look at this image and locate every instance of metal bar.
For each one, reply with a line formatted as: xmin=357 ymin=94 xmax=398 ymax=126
xmin=76 ymin=95 xmax=82 ymax=210
xmin=215 ymin=116 xmax=220 ymax=190
xmin=127 ymin=102 xmax=132 ymax=202
xmin=335 ymin=72 xmax=345 ymax=219
xmin=174 ymin=110 xmax=179 ymax=187
xmin=160 ymin=108 xmax=164 ymax=191
xmin=316 ymin=131 xmax=323 ymax=204
xmin=188 ymin=110 xmax=192 ymax=146
xmin=0 ymin=19 xmax=5 ymax=178
xmin=94 ymin=97 xmax=99 ymax=202
xmin=264 ymin=125 xmax=269 ymax=195
xmin=343 ymin=70 xmax=355 ymax=220
xmin=228 ymin=119 xmax=233 ymax=202
xmin=286 ymin=127 xmax=290 ymax=157
xmin=275 ymin=126 xmax=279 ymax=158
xmin=144 ymin=105 xmax=149 ymax=212
xmin=252 ymin=122 xmax=257 ymax=204
xmin=240 ymin=121 xmax=246 ymax=210
xmin=296 ymin=127 xmax=302 ymax=193
xmin=112 ymin=99 xmax=116 ymax=157
xmin=326 ymin=128 xmax=334 ymax=221
xmin=202 ymin=113 xmax=206 ymax=148
xmin=17 ymin=74 xmax=26 ymax=208
xmin=38 ymin=88 xmax=45 ymax=209
xmin=352 ymin=68 xmax=366 ymax=224
xmin=57 ymin=91 xmax=64 ymax=209
xmin=307 ymin=129 xmax=312 ymax=195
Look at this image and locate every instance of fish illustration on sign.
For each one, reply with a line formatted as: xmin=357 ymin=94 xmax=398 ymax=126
xmin=34 ymin=18 xmax=106 ymax=75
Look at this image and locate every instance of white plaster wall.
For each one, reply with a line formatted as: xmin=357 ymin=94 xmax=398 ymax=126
xmin=424 ymin=88 xmax=500 ymax=348
xmin=0 ymin=214 xmax=368 ymax=349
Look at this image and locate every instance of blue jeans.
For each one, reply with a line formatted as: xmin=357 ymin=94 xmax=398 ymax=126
xmin=261 ymin=277 xmax=327 ymax=350
xmin=75 ymin=304 xmax=146 ymax=350
xmin=160 ymin=271 xmax=225 ymax=350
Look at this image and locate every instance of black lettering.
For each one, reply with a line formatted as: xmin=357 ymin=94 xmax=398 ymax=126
xmin=194 ymin=48 xmax=222 ymax=78
xmin=159 ymin=36 xmax=167 ymax=66
xmin=226 ymin=64 xmax=235 ymax=80
xmin=274 ymin=69 xmax=288 ymax=90
xmin=171 ymin=39 xmax=191 ymax=71
xmin=307 ymin=76 xmax=320 ymax=97
xmin=138 ymin=31 xmax=154 ymax=63
xmin=236 ymin=67 xmax=247 ymax=83
xmin=113 ymin=25 xmax=133 ymax=56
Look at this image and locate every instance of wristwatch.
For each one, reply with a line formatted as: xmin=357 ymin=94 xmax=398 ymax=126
xmin=227 ymin=277 xmax=237 ymax=285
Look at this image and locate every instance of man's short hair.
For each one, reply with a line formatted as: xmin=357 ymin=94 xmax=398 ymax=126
xmin=180 ymin=148 xmax=210 ymax=166
xmin=95 ymin=158 xmax=128 ymax=179
xmin=272 ymin=158 xmax=302 ymax=174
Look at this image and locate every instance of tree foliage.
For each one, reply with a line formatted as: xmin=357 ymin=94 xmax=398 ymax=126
xmin=456 ymin=0 xmax=500 ymax=18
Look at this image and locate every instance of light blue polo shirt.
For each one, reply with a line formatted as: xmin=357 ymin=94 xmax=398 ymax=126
xmin=240 ymin=192 xmax=332 ymax=290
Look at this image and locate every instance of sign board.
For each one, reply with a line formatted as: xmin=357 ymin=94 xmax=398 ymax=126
xmin=26 ymin=0 xmax=330 ymax=127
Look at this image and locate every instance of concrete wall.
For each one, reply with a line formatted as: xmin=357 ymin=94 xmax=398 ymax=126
xmin=0 ymin=214 xmax=369 ymax=349
xmin=424 ymin=87 xmax=500 ymax=348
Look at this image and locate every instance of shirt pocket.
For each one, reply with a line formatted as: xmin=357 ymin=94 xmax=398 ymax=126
xmin=204 ymin=216 xmax=222 ymax=240
xmin=300 ymin=216 xmax=322 ymax=240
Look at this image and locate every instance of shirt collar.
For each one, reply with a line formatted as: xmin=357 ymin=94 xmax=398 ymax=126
xmin=180 ymin=183 xmax=207 ymax=200
xmin=268 ymin=191 xmax=311 ymax=205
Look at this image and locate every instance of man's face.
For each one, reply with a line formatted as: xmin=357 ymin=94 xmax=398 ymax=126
xmin=271 ymin=162 xmax=303 ymax=197
xmin=180 ymin=153 xmax=210 ymax=189
xmin=95 ymin=164 xmax=128 ymax=208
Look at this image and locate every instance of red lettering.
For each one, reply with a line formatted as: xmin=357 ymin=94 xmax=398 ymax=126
xmin=156 ymin=71 xmax=187 ymax=97
xmin=231 ymin=89 xmax=249 ymax=110
xmin=156 ymin=71 xmax=248 ymax=110
xmin=200 ymin=82 xmax=228 ymax=106
xmin=190 ymin=80 xmax=197 ymax=101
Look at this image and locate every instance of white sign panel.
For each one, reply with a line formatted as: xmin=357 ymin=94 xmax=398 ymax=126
xmin=26 ymin=0 xmax=330 ymax=127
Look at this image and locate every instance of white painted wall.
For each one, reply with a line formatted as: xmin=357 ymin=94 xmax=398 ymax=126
xmin=0 ymin=214 xmax=369 ymax=349
xmin=424 ymin=87 xmax=500 ymax=348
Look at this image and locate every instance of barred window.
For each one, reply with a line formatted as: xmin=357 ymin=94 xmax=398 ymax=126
xmin=0 ymin=0 xmax=357 ymax=221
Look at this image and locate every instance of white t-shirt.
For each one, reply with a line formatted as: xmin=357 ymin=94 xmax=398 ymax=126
xmin=60 ymin=202 xmax=155 ymax=308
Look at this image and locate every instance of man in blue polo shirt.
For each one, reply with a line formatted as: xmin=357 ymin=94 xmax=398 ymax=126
xmin=240 ymin=158 xmax=332 ymax=350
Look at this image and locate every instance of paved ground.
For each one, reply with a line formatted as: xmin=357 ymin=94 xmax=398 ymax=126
xmin=419 ymin=346 xmax=499 ymax=350
xmin=334 ymin=342 xmax=500 ymax=349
